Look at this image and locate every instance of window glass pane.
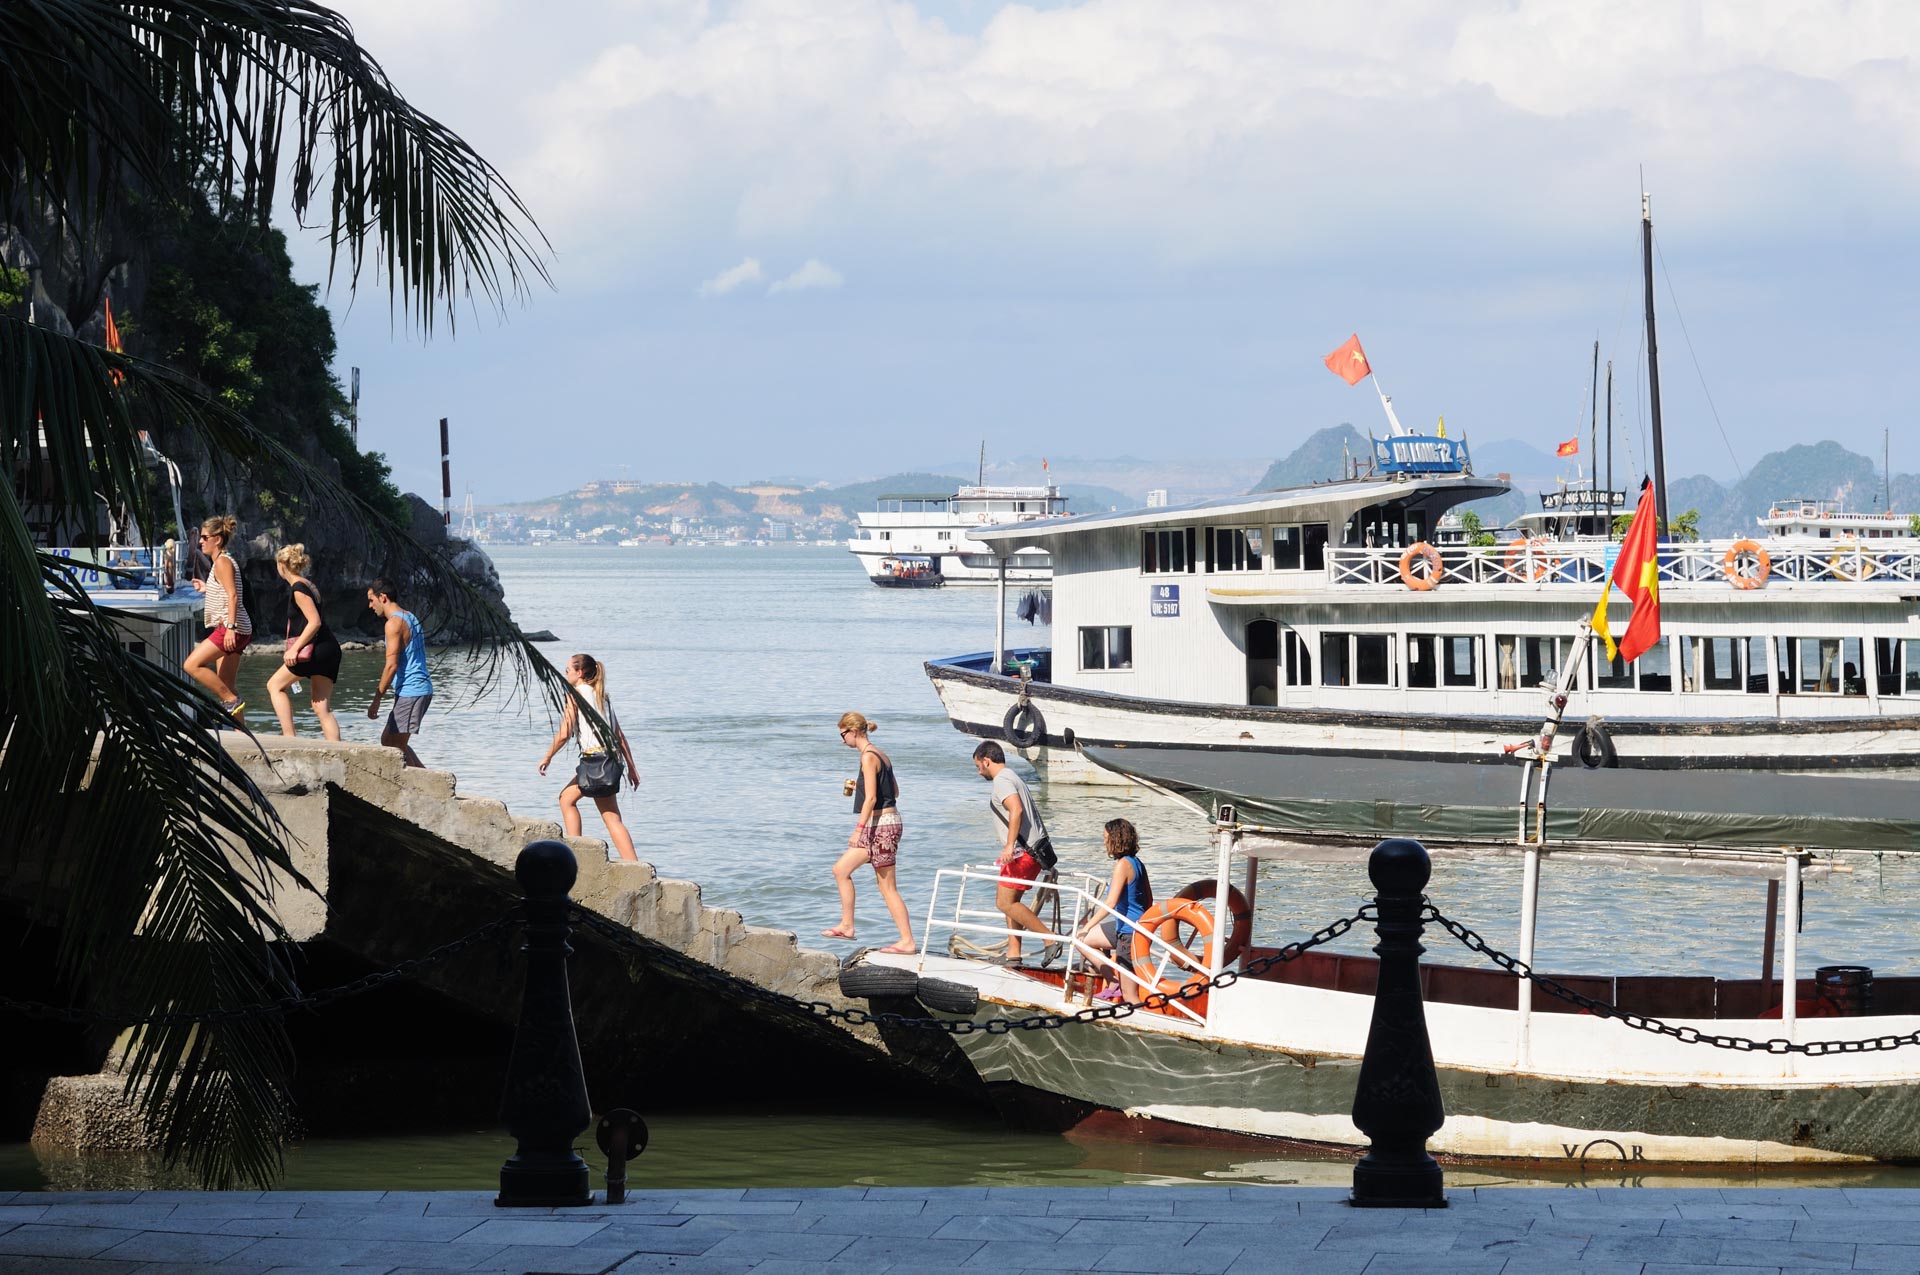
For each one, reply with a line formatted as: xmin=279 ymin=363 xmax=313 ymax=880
xmin=1443 ymin=636 xmax=1478 ymax=687
xmin=1108 ymin=626 xmax=1132 ymax=670
xmin=1080 ymin=627 xmax=1106 ymax=671
xmin=1355 ymin=634 xmax=1392 ymax=685
xmin=1594 ymin=647 xmax=1633 ymax=689
xmin=1285 ymin=631 xmax=1313 ymax=686
xmin=1876 ymin=638 xmax=1902 ymax=697
xmin=1907 ymin=640 xmax=1920 ymax=694
xmin=1841 ymin=637 xmax=1864 ymax=696
xmin=1407 ymin=635 xmax=1437 ymax=688
xmin=1636 ymin=638 xmax=1672 ymax=692
xmin=1142 ymin=531 xmax=1157 ymax=573
xmin=1272 ymin=526 xmax=1302 ymax=570
xmin=1777 ymin=637 xmax=1798 ymax=695
xmin=1303 ymin=524 xmax=1329 ymax=571
xmin=1699 ymin=637 xmax=1742 ymax=691
xmin=1320 ymin=632 xmax=1349 ymax=686
xmin=1496 ymin=636 xmax=1518 ymax=690
xmin=1744 ymin=636 xmax=1769 ymax=693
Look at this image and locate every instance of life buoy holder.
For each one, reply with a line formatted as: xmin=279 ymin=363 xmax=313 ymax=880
xmin=1721 ymin=539 xmax=1771 ymax=590
xmin=1503 ymin=537 xmax=1558 ymax=582
xmin=1398 ymin=542 xmax=1443 ymax=591
xmin=1128 ymin=881 xmax=1254 ymax=1012
xmin=1828 ymin=537 xmax=1878 ymax=582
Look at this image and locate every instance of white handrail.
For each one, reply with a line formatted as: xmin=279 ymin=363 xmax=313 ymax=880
xmin=1325 ymin=540 xmax=1920 ymax=589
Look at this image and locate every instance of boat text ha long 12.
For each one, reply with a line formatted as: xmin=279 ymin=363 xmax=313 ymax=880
xmin=924 ymin=435 xmax=1920 ymax=802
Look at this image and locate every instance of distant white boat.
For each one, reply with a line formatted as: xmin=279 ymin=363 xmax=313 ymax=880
xmin=849 ymin=483 xmax=1067 ymax=587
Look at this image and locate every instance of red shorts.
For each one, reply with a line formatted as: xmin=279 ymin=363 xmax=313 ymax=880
xmin=209 ymin=625 xmax=252 ymax=654
xmin=999 ymin=850 xmax=1042 ymax=895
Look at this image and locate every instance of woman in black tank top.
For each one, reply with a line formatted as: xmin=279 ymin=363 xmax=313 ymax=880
xmin=823 ymin=711 xmax=917 ymax=953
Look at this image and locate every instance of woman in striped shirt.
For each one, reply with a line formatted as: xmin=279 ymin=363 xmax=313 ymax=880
xmin=184 ymin=514 xmax=251 ymax=720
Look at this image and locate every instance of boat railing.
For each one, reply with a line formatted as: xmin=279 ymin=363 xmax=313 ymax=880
xmin=1326 ymin=539 xmax=1920 ymax=589
xmin=920 ymin=865 xmax=1212 ymax=1027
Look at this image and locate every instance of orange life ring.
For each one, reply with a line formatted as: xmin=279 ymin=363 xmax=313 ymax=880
xmin=1171 ymin=879 xmax=1253 ymax=969
xmin=1721 ymin=539 xmax=1771 ymax=590
xmin=1398 ymin=542 xmax=1443 ymax=590
xmin=1503 ymin=537 xmax=1558 ymax=581
xmin=1128 ymin=881 xmax=1254 ymax=1010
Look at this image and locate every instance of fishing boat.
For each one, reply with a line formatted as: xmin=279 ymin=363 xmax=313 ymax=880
xmin=848 ymin=482 xmax=1068 ymax=587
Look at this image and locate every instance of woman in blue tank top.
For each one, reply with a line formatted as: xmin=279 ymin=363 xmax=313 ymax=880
xmin=1074 ymin=818 xmax=1153 ymax=1004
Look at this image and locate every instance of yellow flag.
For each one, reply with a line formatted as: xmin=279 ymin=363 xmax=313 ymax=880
xmin=1436 ymin=415 xmax=1446 ymax=437
xmin=1591 ymin=587 xmax=1617 ymax=662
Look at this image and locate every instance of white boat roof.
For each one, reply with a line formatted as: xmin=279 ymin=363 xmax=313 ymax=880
xmin=972 ymin=474 xmax=1509 ymax=550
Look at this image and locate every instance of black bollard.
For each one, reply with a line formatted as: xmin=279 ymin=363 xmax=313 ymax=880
xmin=496 ymin=840 xmax=594 ymax=1207
xmin=1350 ymin=837 xmax=1447 ymax=1209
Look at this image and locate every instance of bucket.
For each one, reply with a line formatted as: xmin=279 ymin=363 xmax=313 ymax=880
xmin=1815 ymin=965 xmax=1873 ymax=1016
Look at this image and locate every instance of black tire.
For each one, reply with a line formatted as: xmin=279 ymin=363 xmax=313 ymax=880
xmin=838 ymin=963 xmax=921 ymax=999
xmin=914 ymin=977 xmax=980 ymax=1015
xmin=1003 ymin=700 xmax=1046 ymax=749
xmin=1574 ymin=722 xmax=1618 ymax=770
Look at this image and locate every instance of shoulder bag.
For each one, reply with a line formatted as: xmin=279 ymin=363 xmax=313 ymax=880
xmin=574 ymin=695 xmax=624 ymax=797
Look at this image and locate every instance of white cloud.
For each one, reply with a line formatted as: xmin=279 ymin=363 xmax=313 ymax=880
xmin=697 ymin=257 xmax=764 ymax=296
xmin=768 ymin=259 xmax=844 ymax=294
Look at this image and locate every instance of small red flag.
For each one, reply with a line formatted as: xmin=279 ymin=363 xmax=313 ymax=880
xmin=1556 ymin=437 xmax=1579 ymax=457
xmin=1323 ymin=334 xmax=1371 ymax=387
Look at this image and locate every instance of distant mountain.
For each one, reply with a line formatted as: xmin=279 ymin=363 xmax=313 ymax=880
xmin=1253 ymin=425 xmax=1368 ymax=490
xmin=912 ymin=453 xmax=1270 ymax=505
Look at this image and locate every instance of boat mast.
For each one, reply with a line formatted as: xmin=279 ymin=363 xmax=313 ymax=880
xmin=1641 ymin=190 xmax=1671 ymax=535
xmin=1605 ymin=360 xmax=1615 ymax=535
xmin=977 ymin=440 xmax=985 ymax=487
xmin=1886 ymin=428 xmax=1893 ymax=513
xmin=1588 ymin=339 xmax=1599 ymax=493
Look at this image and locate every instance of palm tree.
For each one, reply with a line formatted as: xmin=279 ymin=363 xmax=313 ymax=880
xmin=1670 ymin=509 xmax=1702 ymax=542
xmin=2 ymin=0 xmax=562 ymax=1187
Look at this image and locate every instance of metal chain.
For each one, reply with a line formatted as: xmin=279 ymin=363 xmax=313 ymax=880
xmin=1424 ymin=904 xmax=1920 ymax=1057
xmin=0 ymin=911 xmax=520 ymax=1028
xmin=573 ymin=904 xmax=1374 ymax=1035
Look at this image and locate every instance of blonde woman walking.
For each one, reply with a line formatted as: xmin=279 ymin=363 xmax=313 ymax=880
xmin=265 ymin=544 xmax=342 ymax=740
xmin=824 ymin=712 xmax=916 ymax=953
xmin=184 ymin=514 xmax=251 ymax=719
xmin=537 ymin=653 xmax=639 ymax=862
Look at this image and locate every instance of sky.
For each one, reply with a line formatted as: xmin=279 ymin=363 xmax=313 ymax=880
xmin=289 ymin=0 xmax=1920 ymax=504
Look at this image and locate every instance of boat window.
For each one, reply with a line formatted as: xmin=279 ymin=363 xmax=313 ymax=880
xmin=1877 ymin=638 xmax=1920 ymax=696
xmin=1635 ymin=637 xmax=1673 ymax=692
xmin=1142 ymin=527 xmax=1194 ymax=574
xmin=1683 ymin=636 xmax=1745 ymax=692
xmin=1270 ymin=525 xmax=1303 ymax=571
xmin=1355 ymin=634 xmax=1393 ymax=686
xmin=1591 ymin=647 xmax=1634 ymax=690
xmin=1745 ymin=635 xmax=1771 ymax=693
xmin=1319 ymin=632 xmax=1349 ymax=687
xmin=1284 ymin=629 xmax=1313 ymax=686
xmin=1246 ymin=619 xmax=1279 ymax=706
xmin=1495 ymin=635 xmax=1572 ymax=691
xmin=1406 ymin=635 xmax=1437 ymax=688
xmin=1080 ymin=626 xmax=1133 ymax=672
xmin=1443 ymin=636 xmax=1479 ymax=688
xmin=1207 ymin=527 xmax=1262 ymax=572
xmin=1303 ymin=524 xmax=1329 ymax=571
xmin=1786 ymin=637 xmax=1866 ymax=695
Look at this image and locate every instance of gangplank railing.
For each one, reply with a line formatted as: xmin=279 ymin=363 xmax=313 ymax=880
xmin=1327 ymin=539 xmax=1920 ymax=589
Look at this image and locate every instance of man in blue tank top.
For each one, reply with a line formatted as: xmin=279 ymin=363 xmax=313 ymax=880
xmin=366 ymin=579 xmax=434 ymax=768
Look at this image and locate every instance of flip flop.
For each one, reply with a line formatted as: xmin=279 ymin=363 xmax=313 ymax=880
xmin=821 ymin=927 xmax=856 ymax=939
xmin=875 ymin=942 xmax=917 ymax=955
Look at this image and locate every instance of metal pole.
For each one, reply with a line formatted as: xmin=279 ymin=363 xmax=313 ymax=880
xmin=1759 ymin=878 xmax=1780 ymax=1011
xmin=1641 ymin=191 xmax=1670 ymax=536
xmin=1782 ymin=855 xmax=1802 ymax=1038
xmin=1210 ymin=830 xmax=1236 ymax=981
xmin=497 ymin=840 xmax=594 ymax=1207
xmin=993 ymin=555 xmax=1007 ymax=673
xmin=1515 ymin=846 xmax=1540 ymax=1060
xmin=1350 ymin=838 xmax=1446 ymax=1209
xmin=440 ymin=417 xmax=453 ymax=527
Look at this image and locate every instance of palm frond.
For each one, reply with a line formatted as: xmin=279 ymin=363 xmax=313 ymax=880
xmin=0 ymin=0 xmax=549 ymax=332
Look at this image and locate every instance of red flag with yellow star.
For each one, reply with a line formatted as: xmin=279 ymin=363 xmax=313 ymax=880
xmin=104 ymin=296 xmax=126 ymax=386
xmin=1592 ymin=478 xmax=1661 ymax=663
xmin=1323 ymin=334 xmax=1371 ymax=387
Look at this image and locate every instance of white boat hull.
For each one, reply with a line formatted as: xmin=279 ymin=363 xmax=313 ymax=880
xmin=875 ymin=953 xmax=1920 ymax=1165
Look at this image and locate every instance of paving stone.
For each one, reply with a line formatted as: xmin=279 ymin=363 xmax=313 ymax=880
xmin=1674 ymin=1203 xmax=1811 ymax=1221
xmin=1500 ymin=1263 xmax=1645 ymax=1275
xmin=692 ymin=1228 xmax=856 ymax=1262
xmin=0 ymin=1259 xmax=140 ymax=1274
xmin=1662 ymin=1218 xmax=1796 ymax=1238
xmin=751 ymin=1261 xmax=894 ymax=1275
xmin=580 ymin=1221 xmax=724 ymax=1255
xmin=1168 ymin=1200 xmax=1295 ymax=1221
xmin=0 ymin=1208 xmax=49 ymax=1226
xmin=1188 ymin=1221 xmax=1332 ymax=1250
xmin=456 ymin=1243 xmax=657 ymax=1272
xmin=1584 ymin=1232 xmax=1725 ymax=1263
xmin=151 ymin=1200 xmax=305 ymax=1225
xmin=1855 ymin=1243 xmax=1920 ymax=1269
xmin=221 ymin=1235 xmax=392 ymax=1266
xmin=28 ymin=1204 xmax=183 ymax=1230
xmin=1224 ymin=1252 xmax=1372 ymax=1275
xmin=1642 ymin=1267 xmax=1780 ymax=1275
xmin=742 ymin=1187 xmax=871 ymax=1202
xmin=930 ymin=1212 xmax=1081 ymax=1242
xmin=214 ymin=1213 xmax=485 ymax=1241
xmin=610 ymin=1256 xmax=766 ymax=1274
xmin=1361 ymin=1254 xmax=1507 ymax=1274
xmin=960 ymin=1239 xmax=1117 ymax=1270
xmin=831 ymin=1234 xmax=989 ymax=1267
xmin=93 ymin=1229 xmax=257 ymax=1263
xmin=1794 ymin=1221 xmax=1920 ymax=1244
xmin=445 ymin=1217 xmax=612 ymax=1247
xmin=0 ymin=1223 xmax=141 ymax=1258
xmin=1714 ymin=1237 xmax=1853 ymax=1267
xmin=668 ymin=1198 xmax=800 ymax=1215
xmin=1092 ymin=1241 xmax=1245 ymax=1273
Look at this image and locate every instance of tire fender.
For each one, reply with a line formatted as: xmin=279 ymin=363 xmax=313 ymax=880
xmin=1574 ymin=721 xmax=1618 ymax=770
xmin=1003 ymin=700 xmax=1046 ymax=749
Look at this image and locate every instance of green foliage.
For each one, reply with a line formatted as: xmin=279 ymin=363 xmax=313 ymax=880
xmin=0 ymin=264 xmax=28 ymax=309
xmin=1458 ymin=510 xmax=1496 ymax=547
xmin=1670 ymin=509 xmax=1702 ymax=542
xmin=1909 ymin=513 xmax=1920 ymax=538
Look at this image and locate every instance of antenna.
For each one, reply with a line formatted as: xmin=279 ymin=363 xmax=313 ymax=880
xmin=978 ymin=441 xmax=985 ymax=486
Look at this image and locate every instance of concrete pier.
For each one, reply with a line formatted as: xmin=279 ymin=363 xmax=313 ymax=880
xmin=13 ymin=739 xmax=969 ymax=1153
xmin=4 ymin=1185 xmax=1917 ymax=1273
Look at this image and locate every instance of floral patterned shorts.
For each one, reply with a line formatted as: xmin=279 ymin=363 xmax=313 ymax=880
xmin=857 ymin=809 xmax=903 ymax=870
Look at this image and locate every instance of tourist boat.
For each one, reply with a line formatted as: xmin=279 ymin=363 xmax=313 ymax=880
xmin=1505 ymin=478 xmax=1625 ymax=542
xmin=872 ymin=554 xmax=945 ymax=588
xmin=858 ymin=804 xmax=1920 ymax=1165
xmin=848 ymin=482 xmax=1067 ymax=587
xmin=1759 ymin=497 xmax=1918 ymax=543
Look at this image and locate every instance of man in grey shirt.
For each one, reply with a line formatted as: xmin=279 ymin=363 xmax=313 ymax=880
xmin=972 ymin=742 xmax=1060 ymax=966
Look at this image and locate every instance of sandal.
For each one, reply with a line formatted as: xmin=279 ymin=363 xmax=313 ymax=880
xmin=875 ymin=942 xmax=917 ymax=955
xmin=821 ymin=927 xmax=855 ymax=939
xmin=1094 ymin=985 xmax=1123 ymax=1003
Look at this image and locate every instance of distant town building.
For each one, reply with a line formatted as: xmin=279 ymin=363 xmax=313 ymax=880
xmin=1146 ymin=489 xmax=1169 ymax=508
xmin=766 ymin=521 xmax=791 ymax=540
